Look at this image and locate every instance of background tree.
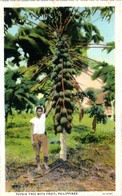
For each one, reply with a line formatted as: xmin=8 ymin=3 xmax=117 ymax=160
xmin=5 ymin=69 xmax=37 ymax=121
xmin=92 ymin=62 xmax=115 ymax=120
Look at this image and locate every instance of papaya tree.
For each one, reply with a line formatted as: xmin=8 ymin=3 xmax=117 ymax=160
xmin=4 ymin=7 xmax=115 ymax=160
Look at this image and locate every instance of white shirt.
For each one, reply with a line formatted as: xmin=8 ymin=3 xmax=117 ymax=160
xmin=30 ymin=113 xmax=46 ymax=134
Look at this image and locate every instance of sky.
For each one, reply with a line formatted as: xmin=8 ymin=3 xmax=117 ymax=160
xmin=87 ymin=12 xmax=115 ymax=65
xmin=8 ymin=7 xmax=115 ymax=66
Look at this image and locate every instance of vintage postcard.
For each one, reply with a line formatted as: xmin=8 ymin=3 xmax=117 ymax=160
xmin=0 ymin=1 xmax=122 ymax=196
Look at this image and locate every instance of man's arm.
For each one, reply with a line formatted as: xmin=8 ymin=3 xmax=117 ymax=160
xmin=44 ymin=101 xmax=52 ymax=117
xmin=46 ymin=107 xmax=52 ymax=117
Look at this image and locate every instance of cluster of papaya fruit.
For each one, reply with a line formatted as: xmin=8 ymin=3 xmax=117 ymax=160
xmin=51 ymin=37 xmax=76 ymax=134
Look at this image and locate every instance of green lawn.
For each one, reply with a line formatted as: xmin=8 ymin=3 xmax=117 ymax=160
xmin=5 ymin=111 xmax=115 ymax=166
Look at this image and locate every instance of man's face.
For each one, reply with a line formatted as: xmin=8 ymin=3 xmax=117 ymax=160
xmin=36 ymin=108 xmax=43 ymax=117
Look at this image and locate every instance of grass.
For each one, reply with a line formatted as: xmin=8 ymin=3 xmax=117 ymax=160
xmin=5 ymin=111 xmax=115 ymax=167
xmin=5 ymin=111 xmax=115 ymax=192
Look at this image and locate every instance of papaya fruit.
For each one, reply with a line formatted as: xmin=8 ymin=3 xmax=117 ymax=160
xmin=56 ymin=125 xmax=63 ymax=133
xmin=67 ymin=115 xmax=72 ymax=122
xmin=67 ymin=109 xmax=73 ymax=115
xmin=61 ymin=107 xmax=66 ymax=117
xmin=53 ymin=93 xmax=59 ymax=101
xmin=60 ymin=48 xmax=68 ymax=53
xmin=54 ymin=120 xmax=59 ymax=127
xmin=52 ymin=56 xmax=59 ymax=64
xmin=55 ymin=113 xmax=61 ymax=121
xmin=51 ymin=72 xmax=57 ymax=80
xmin=66 ymin=61 xmax=72 ymax=68
xmin=53 ymin=63 xmax=62 ymax=72
xmin=60 ymin=117 xmax=68 ymax=126
xmin=64 ymin=80 xmax=73 ymax=89
xmin=59 ymin=91 xmax=64 ymax=97
xmin=58 ymin=97 xmax=63 ymax=104
xmin=62 ymin=53 xmax=69 ymax=58
xmin=65 ymin=122 xmax=72 ymax=134
xmin=55 ymin=105 xmax=61 ymax=113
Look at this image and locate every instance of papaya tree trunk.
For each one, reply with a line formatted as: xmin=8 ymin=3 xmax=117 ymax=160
xmin=60 ymin=129 xmax=67 ymax=161
xmin=92 ymin=116 xmax=97 ymax=131
xmin=111 ymin=99 xmax=115 ymax=121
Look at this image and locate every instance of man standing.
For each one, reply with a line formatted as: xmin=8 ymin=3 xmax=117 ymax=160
xmin=30 ymin=105 xmax=50 ymax=171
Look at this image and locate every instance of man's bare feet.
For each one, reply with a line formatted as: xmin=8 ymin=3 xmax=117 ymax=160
xmin=35 ymin=165 xmax=44 ymax=174
xmin=36 ymin=165 xmax=41 ymax=171
xmin=44 ymin=163 xmax=49 ymax=170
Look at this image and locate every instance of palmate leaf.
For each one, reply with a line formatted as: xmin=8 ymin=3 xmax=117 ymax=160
xmin=4 ymin=8 xmax=23 ymax=33
xmin=29 ymin=33 xmax=50 ymax=46
xmin=18 ymin=35 xmax=42 ymax=64
xmin=14 ymin=93 xmax=31 ymax=103
xmin=18 ymin=35 xmax=40 ymax=52
xmin=4 ymin=33 xmax=21 ymax=64
xmin=5 ymin=33 xmax=17 ymax=48
xmin=92 ymin=34 xmax=104 ymax=44
xmin=92 ymin=7 xmax=115 ymax=22
xmin=5 ymin=88 xmax=13 ymax=94
xmin=83 ymin=23 xmax=104 ymax=44
xmin=13 ymin=87 xmax=37 ymax=110
xmin=29 ymin=32 xmax=54 ymax=54
xmin=103 ymin=41 xmax=115 ymax=53
xmin=83 ymin=23 xmax=93 ymax=33
xmin=93 ymin=63 xmax=114 ymax=84
xmin=92 ymin=25 xmax=100 ymax=35
xmin=5 ymin=89 xmax=13 ymax=102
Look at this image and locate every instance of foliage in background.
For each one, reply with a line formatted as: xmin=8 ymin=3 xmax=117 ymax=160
xmin=92 ymin=62 xmax=115 ymax=104
xmin=5 ymin=69 xmax=37 ymax=121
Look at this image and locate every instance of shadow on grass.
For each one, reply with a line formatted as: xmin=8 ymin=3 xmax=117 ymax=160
xmin=73 ymin=125 xmax=91 ymax=133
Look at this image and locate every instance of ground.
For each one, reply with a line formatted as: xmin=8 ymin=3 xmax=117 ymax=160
xmin=6 ymin=158 xmax=115 ymax=192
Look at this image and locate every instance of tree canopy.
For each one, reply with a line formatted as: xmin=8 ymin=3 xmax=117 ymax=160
xmin=4 ymin=7 xmax=115 ymax=131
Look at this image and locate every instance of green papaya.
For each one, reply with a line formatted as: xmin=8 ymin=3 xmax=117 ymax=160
xmin=51 ymin=72 xmax=57 ymax=80
xmin=56 ymin=125 xmax=63 ymax=133
xmin=60 ymin=117 xmax=68 ymax=126
xmin=61 ymin=37 xmax=66 ymax=42
xmin=52 ymin=56 xmax=59 ymax=64
xmin=55 ymin=105 xmax=61 ymax=113
xmin=62 ymin=53 xmax=69 ymax=58
xmin=62 ymin=68 xmax=68 ymax=74
xmin=65 ymin=101 xmax=74 ymax=109
xmin=54 ymin=119 xmax=59 ymax=127
xmin=59 ymin=58 xmax=63 ymax=63
xmin=60 ymin=48 xmax=68 ymax=53
xmin=67 ymin=115 xmax=72 ymax=121
xmin=53 ymin=93 xmax=59 ymax=101
xmin=64 ymin=97 xmax=71 ymax=103
xmin=57 ymin=50 xmax=61 ymax=56
xmin=55 ymin=113 xmax=61 ymax=121
xmin=66 ymin=122 xmax=72 ymax=134
xmin=71 ymin=68 xmax=77 ymax=75
xmin=67 ymin=109 xmax=73 ymax=115
xmin=66 ymin=61 xmax=72 ymax=68
xmin=61 ymin=107 xmax=66 ymax=117
xmin=65 ymin=90 xmax=72 ymax=96
xmin=59 ymin=91 xmax=64 ymax=97
xmin=54 ymin=63 xmax=62 ymax=71
xmin=56 ymin=82 xmax=62 ymax=89
xmin=64 ymin=80 xmax=73 ymax=89
xmin=58 ymin=97 xmax=63 ymax=104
